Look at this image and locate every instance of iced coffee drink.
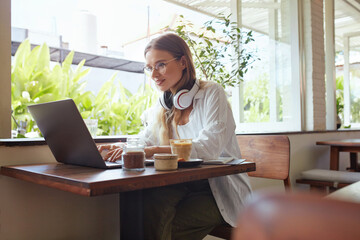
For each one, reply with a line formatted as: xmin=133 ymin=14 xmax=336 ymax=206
xmin=170 ymin=139 xmax=192 ymax=161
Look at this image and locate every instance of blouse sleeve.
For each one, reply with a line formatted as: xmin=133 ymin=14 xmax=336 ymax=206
xmin=191 ymin=84 xmax=236 ymax=160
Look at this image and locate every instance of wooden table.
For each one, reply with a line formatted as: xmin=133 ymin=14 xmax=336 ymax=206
xmin=0 ymin=162 xmax=255 ymax=239
xmin=317 ymin=139 xmax=360 ymax=171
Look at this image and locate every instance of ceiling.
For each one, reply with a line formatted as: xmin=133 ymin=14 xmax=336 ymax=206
xmin=165 ymin=0 xmax=360 ymax=52
xmin=335 ymin=0 xmax=360 ymax=52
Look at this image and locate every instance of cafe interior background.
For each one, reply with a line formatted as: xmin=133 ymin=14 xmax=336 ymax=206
xmin=0 ymin=0 xmax=360 ymax=239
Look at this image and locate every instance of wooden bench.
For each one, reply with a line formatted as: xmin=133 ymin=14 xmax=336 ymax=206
xmin=209 ymin=134 xmax=291 ymax=240
xmin=296 ymin=169 xmax=360 ymax=193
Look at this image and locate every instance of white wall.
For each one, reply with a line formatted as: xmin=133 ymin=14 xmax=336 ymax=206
xmin=1 ymin=131 xmax=360 ymax=239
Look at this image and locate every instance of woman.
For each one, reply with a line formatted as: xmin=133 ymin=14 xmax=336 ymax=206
xmin=101 ymin=33 xmax=252 ymax=240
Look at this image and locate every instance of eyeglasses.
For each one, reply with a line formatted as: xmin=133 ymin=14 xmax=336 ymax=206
xmin=143 ymin=58 xmax=178 ymax=75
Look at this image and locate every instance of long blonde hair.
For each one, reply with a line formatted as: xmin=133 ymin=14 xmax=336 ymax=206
xmin=144 ymin=33 xmax=197 ymax=145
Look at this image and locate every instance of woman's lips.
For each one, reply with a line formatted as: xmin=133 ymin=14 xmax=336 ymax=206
xmin=155 ymin=79 xmax=165 ymax=86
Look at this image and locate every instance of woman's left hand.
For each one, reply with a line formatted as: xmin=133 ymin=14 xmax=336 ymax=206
xmin=104 ymin=148 xmax=123 ymax=162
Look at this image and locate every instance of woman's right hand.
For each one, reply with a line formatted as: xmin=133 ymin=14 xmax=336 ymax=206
xmin=97 ymin=143 xmax=125 ymax=162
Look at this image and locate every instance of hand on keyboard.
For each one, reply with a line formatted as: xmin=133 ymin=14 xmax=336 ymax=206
xmin=97 ymin=143 xmax=125 ymax=162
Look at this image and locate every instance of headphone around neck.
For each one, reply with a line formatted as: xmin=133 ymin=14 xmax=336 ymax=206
xmin=159 ymin=79 xmax=200 ymax=110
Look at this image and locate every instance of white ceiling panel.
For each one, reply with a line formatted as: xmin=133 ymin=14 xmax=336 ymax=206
xmin=165 ymin=0 xmax=360 ymax=52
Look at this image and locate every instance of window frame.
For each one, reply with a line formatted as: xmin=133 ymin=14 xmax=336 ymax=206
xmin=0 ymin=0 xmax=12 ymax=138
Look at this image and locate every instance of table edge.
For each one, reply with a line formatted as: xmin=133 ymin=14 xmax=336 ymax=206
xmin=0 ymin=162 xmax=255 ymax=197
xmin=0 ymin=164 xmax=92 ymax=196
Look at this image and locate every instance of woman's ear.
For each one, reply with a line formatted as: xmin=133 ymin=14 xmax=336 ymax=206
xmin=180 ymin=56 xmax=187 ymax=70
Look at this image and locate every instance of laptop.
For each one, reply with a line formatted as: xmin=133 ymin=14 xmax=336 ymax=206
xmin=28 ymin=99 xmax=122 ymax=169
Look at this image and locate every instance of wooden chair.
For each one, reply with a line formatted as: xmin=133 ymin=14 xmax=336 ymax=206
xmin=209 ymin=134 xmax=291 ymax=239
xmin=232 ymin=192 xmax=360 ymax=240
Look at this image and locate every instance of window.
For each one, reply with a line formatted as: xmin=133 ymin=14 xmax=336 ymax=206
xmin=232 ymin=0 xmax=301 ymax=133
xmin=5 ymin=0 xmax=359 ymax=139
xmin=334 ymin=0 xmax=360 ymax=129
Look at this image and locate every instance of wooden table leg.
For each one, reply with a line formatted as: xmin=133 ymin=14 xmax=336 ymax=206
xmin=330 ymin=147 xmax=339 ymax=170
xmin=120 ymin=190 xmax=143 ymax=240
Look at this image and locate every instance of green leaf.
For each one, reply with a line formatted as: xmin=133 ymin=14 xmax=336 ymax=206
xmin=12 ymin=39 xmax=31 ymax=72
xmin=35 ymin=43 xmax=50 ymax=72
xmin=62 ymin=51 xmax=74 ymax=74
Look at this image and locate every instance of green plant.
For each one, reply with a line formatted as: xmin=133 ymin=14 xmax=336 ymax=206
xmin=170 ymin=14 xmax=258 ymax=88
xmin=11 ymin=40 xmax=159 ymax=137
xmin=336 ymin=76 xmax=344 ymax=118
xmin=243 ymin=73 xmax=270 ymax=122
xmin=81 ymin=74 xmax=159 ymax=136
xmin=11 ymin=39 xmax=93 ymax=137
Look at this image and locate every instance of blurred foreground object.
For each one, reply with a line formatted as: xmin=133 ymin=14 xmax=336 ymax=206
xmin=327 ymin=181 xmax=360 ymax=203
xmin=232 ymin=192 xmax=360 ymax=240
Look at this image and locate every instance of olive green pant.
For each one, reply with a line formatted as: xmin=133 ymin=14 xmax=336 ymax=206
xmin=143 ymin=179 xmax=226 ymax=240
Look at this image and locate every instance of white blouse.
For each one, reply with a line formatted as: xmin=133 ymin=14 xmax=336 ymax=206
xmin=139 ymin=81 xmax=252 ymax=227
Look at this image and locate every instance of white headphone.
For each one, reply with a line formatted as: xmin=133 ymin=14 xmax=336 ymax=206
xmin=159 ymin=79 xmax=200 ymax=110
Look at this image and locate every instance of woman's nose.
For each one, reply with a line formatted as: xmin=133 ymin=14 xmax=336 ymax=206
xmin=151 ymin=68 xmax=160 ymax=79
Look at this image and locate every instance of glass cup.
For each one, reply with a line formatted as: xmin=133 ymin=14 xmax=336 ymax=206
xmin=170 ymin=139 xmax=192 ymax=161
xmin=84 ymin=119 xmax=98 ymax=137
xmin=122 ymin=137 xmax=145 ymax=171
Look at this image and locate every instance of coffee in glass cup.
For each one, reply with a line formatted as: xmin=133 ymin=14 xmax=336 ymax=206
xmin=170 ymin=139 xmax=192 ymax=161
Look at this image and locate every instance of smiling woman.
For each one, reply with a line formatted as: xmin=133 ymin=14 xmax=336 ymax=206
xmin=138 ymin=32 xmax=252 ymax=240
